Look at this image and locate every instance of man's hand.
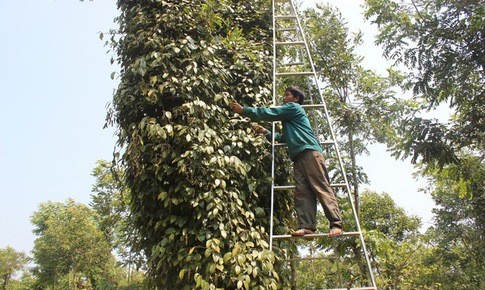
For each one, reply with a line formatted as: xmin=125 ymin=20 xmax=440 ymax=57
xmin=252 ymin=124 xmax=267 ymax=134
xmin=229 ymin=102 xmax=244 ymax=114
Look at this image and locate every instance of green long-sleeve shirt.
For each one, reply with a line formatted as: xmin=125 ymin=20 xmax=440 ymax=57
xmin=242 ymin=102 xmax=322 ymax=160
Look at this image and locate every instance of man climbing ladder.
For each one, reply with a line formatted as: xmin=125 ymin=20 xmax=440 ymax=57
xmin=230 ymin=86 xmax=344 ymax=238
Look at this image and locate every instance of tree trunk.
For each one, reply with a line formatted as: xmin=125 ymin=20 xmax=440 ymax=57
xmin=72 ymin=266 xmax=77 ymax=290
xmin=290 ymin=253 xmax=297 ymax=290
xmin=352 ymin=241 xmax=369 ymax=286
xmin=348 ymin=130 xmax=359 ymax=217
xmin=2 ymin=274 xmax=10 ymax=290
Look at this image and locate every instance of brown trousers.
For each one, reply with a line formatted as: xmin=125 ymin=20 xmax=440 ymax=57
xmin=293 ymin=150 xmax=343 ymax=231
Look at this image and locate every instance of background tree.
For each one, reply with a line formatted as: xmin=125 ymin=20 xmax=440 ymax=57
xmin=358 ymin=191 xmax=423 ymax=289
xmin=89 ymin=160 xmax=144 ymax=279
xmin=0 ymin=246 xmax=29 ymax=290
xmin=90 ymin=160 xmax=126 ymax=247
xmin=31 ymin=199 xmax=113 ymax=289
xmin=412 ymin=157 xmax=485 ymax=290
xmin=107 ymin=0 xmax=293 ymax=288
xmin=363 ymin=0 xmax=484 ymax=169
xmin=360 ymin=2 xmax=484 ymax=286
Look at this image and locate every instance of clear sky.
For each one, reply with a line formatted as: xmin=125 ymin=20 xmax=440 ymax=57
xmin=0 ymin=0 xmax=119 ymax=253
xmin=0 ymin=0 xmax=435 ymax=255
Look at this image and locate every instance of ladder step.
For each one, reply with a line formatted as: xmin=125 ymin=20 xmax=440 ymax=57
xmin=275 ymin=71 xmax=313 ymax=77
xmin=274 ymin=0 xmax=290 ymax=3
xmin=275 ymin=41 xmax=305 ymax=46
xmin=272 ymin=231 xmax=360 ymax=240
xmin=274 ymin=183 xmax=346 ymax=191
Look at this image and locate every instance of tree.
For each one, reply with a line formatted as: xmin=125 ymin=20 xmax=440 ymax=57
xmin=90 ymin=160 xmax=146 ymax=285
xmin=107 ymin=0 xmax=293 ymax=288
xmin=363 ymin=0 xmax=484 ymax=168
xmin=358 ymin=191 xmax=423 ymax=289
xmin=360 ymin=3 xmax=484 ymax=285
xmin=90 ymin=160 xmax=126 ymax=247
xmin=31 ymin=199 xmax=113 ymax=289
xmin=0 ymin=247 xmax=29 ymax=290
xmin=413 ymin=155 xmax=485 ymax=289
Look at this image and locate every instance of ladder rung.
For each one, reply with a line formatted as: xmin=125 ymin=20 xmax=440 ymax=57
xmin=273 ymin=185 xmax=294 ymax=190
xmin=275 ymin=41 xmax=305 ymax=46
xmin=275 ymin=15 xmax=297 ymax=20
xmin=275 ymin=71 xmax=314 ymax=77
xmin=274 ymin=140 xmax=335 ymax=148
xmin=274 ymin=183 xmax=346 ymax=191
xmin=279 ymin=62 xmax=304 ymax=66
xmin=301 ymin=103 xmax=327 ymax=109
xmin=275 ymin=0 xmax=290 ymax=3
xmin=284 ymin=256 xmax=338 ymax=262
xmin=277 ymin=28 xmax=298 ymax=32
xmin=272 ymin=231 xmax=360 ymax=240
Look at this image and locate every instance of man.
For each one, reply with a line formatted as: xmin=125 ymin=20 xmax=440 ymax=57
xmin=229 ymin=86 xmax=343 ymax=237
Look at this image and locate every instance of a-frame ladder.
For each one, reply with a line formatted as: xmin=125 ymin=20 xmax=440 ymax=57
xmin=268 ymin=0 xmax=377 ymax=289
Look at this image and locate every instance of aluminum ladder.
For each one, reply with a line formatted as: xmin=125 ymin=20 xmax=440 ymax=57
xmin=268 ymin=0 xmax=377 ymax=289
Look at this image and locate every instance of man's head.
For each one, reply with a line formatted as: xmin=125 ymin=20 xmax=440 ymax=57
xmin=284 ymin=86 xmax=305 ymax=105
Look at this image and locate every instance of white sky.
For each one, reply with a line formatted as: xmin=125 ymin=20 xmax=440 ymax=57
xmin=0 ymin=0 xmax=435 ymax=255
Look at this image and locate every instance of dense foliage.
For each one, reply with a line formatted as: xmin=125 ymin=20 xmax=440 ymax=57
xmin=108 ymin=0 xmax=293 ymax=288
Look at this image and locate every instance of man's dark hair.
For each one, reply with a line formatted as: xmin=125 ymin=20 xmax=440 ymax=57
xmin=286 ymin=86 xmax=305 ymax=105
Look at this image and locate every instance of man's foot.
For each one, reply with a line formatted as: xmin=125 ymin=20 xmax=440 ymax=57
xmin=329 ymin=227 xmax=343 ymax=237
xmin=292 ymin=228 xmax=315 ymax=240
xmin=291 ymin=228 xmax=315 ymax=236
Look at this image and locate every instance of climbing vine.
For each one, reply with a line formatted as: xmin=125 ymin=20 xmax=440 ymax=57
xmin=108 ymin=0 xmax=293 ymax=288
